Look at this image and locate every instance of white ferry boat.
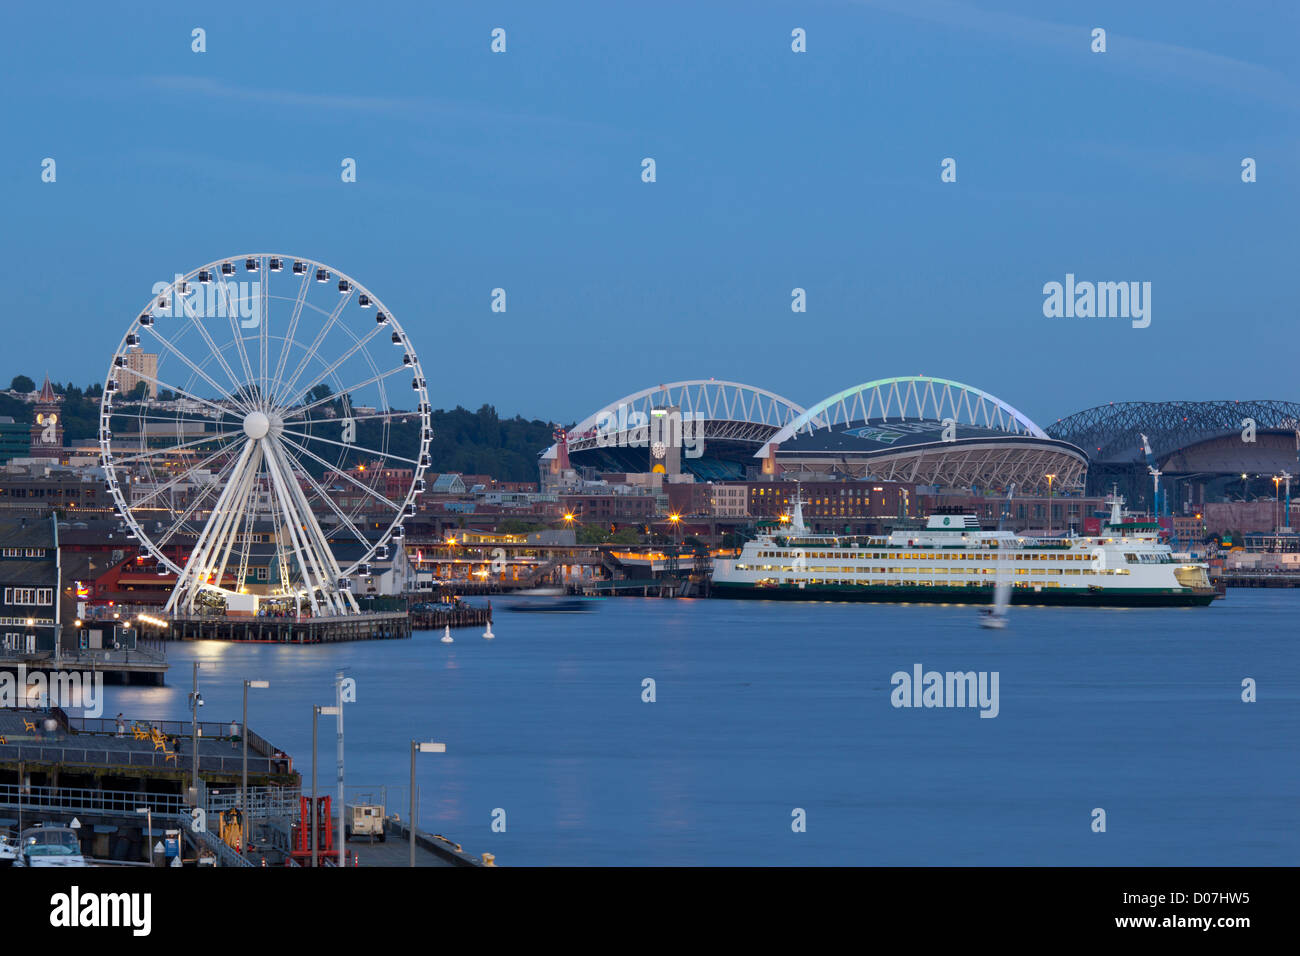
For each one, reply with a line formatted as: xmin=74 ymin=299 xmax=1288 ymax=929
xmin=711 ymin=491 xmax=1214 ymax=607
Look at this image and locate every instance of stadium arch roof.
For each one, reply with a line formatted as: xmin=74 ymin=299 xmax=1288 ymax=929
xmin=763 ymin=376 xmax=1085 ymax=493
xmin=544 ymin=379 xmax=817 ymax=458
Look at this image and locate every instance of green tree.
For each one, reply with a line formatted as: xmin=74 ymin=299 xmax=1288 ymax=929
xmin=9 ymin=375 xmax=34 ymax=392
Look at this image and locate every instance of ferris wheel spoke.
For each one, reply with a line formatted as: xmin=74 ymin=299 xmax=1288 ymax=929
xmin=216 ymin=278 xmax=261 ymax=407
xmin=125 ymin=440 xmax=244 ymax=509
xmin=138 ymin=323 xmax=246 ymax=413
xmin=258 ymin=259 xmax=271 ymax=401
xmin=290 ymin=455 xmax=373 ymax=551
xmin=108 ymin=430 xmax=242 ymax=467
xmin=176 ymin=293 xmax=258 ymax=411
xmin=269 ymin=272 xmax=312 ymax=406
xmin=110 ymin=364 xmax=241 ymax=421
xmin=280 ymin=364 xmax=411 ymax=421
xmin=274 ymin=290 xmax=352 ymax=408
xmin=278 ymin=428 xmax=422 ymax=467
xmin=276 ymin=434 xmax=402 ymax=512
xmin=151 ymin=457 xmax=241 ymax=551
xmin=277 ymin=321 xmax=387 ymax=412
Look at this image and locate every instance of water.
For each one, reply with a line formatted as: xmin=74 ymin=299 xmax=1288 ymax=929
xmin=94 ymin=591 xmax=1299 ymax=866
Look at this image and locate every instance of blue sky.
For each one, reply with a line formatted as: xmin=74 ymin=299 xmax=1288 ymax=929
xmin=1 ymin=0 xmax=1295 ymax=428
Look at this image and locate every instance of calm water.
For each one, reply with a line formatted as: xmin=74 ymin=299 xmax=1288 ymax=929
xmin=95 ymin=591 xmax=1299 ymax=866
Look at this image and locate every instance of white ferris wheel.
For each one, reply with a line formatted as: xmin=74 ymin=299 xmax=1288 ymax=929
xmin=98 ymin=255 xmax=431 ymax=617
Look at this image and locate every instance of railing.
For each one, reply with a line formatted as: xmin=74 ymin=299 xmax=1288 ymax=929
xmin=0 ymin=743 xmax=278 ymax=774
xmin=0 ymin=782 xmax=189 ymax=816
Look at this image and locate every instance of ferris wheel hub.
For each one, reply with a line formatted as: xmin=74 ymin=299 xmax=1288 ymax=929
xmin=243 ymin=410 xmax=271 ymax=440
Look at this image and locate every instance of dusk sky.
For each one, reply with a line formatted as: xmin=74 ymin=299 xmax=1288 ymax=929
xmin=2 ymin=0 xmax=1295 ymax=428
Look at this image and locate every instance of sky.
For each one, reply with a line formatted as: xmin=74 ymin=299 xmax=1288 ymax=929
xmin=0 ymin=0 xmax=1296 ymax=429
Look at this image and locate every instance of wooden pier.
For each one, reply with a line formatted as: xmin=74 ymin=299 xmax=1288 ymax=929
xmin=408 ymin=604 xmax=493 ymax=631
xmin=166 ymin=611 xmax=411 ymax=643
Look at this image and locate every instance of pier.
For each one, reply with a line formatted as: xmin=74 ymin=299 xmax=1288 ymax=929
xmin=164 ymin=611 xmax=411 ymax=643
xmin=0 ymin=646 xmax=168 ymax=686
xmin=408 ymin=603 xmax=493 ymax=631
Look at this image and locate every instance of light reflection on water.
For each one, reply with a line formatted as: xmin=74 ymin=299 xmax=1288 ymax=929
xmin=81 ymin=591 xmax=1300 ymax=866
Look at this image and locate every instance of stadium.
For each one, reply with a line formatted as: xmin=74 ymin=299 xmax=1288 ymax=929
xmin=544 ymin=376 xmax=1088 ymax=497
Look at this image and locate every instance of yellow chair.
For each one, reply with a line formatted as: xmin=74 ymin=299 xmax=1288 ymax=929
xmin=133 ymin=724 xmax=150 ymax=741
xmin=22 ymin=719 xmax=36 ymax=733
xmin=0 ymin=736 xmax=7 ymax=745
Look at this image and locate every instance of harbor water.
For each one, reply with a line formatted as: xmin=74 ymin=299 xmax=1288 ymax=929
xmin=95 ymin=591 xmax=1299 ymax=866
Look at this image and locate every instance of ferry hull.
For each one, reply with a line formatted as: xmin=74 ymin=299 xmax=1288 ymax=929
xmin=710 ymin=582 xmax=1216 ymax=608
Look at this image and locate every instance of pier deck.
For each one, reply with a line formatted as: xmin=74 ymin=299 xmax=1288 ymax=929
xmin=166 ymin=611 xmax=411 ymax=643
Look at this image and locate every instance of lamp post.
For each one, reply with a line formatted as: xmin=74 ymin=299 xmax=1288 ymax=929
xmin=188 ymin=663 xmax=203 ymax=805
xmin=1044 ymin=475 xmax=1055 ymax=535
xmin=1273 ymin=476 xmax=1281 ymax=531
xmin=410 ymin=740 xmax=446 ymax=867
xmin=335 ymin=671 xmax=346 ymax=867
xmin=311 ymin=705 xmax=340 ymax=867
xmin=136 ymin=806 xmax=152 ymax=866
xmin=241 ymin=678 xmax=268 ymax=856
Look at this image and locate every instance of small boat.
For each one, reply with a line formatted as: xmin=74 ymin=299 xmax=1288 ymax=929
xmin=506 ymin=598 xmax=592 ymax=613
xmin=14 ymin=825 xmax=87 ymax=867
xmin=980 ymin=575 xmax=1011 ymax=630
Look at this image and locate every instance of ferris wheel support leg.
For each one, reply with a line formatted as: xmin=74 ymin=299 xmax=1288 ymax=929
xmin=165 ymin=439 xmax=256 ymax=616
xmin=262 ymin=439 xmax=329 ymax=617
xmin=267 ymin=439 xmax=355 ymax=616
xmin=212 ymin=444 xmax=265 ymax=603
xmin=188 ymin=446 xmax=260 ymax=613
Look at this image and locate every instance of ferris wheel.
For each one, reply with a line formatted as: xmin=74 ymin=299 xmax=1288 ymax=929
xmin=99 ymin=254 xmax=431 ymax=617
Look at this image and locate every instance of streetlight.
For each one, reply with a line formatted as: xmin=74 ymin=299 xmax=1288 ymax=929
xmin=136 ymin=806 xmax=152 ymax=866
xmin=313 ymin=705 xmax=340 ymax=867
xmin=1273 ymin=476 xmax=1281 ymax=530
xmin=410 ymin=740 xmax=446 ymax=867
xmin=668 ymin=512 xmax=682 ymax=548
xmin=188 ymin=663 xmax=203 ymax=805
xmin=241 ymin=679 xmax=269 ymax=855
xmin=1044 ymin=475 xmax=1055 ymax=535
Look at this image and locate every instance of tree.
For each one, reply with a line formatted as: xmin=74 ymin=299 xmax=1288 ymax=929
xmin=9 ymin=375 xmax=34 ymax=393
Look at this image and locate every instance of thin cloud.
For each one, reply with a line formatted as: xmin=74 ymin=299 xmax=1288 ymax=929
xmin=857 ymin=0 xmax=1300 ymax=109
xmin=140 ymin=74 xmax=627 ymax=135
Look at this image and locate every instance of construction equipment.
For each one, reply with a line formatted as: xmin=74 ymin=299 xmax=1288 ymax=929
xmin=290 ymin=796 xmax=334 ymax=864
xmin=1139 ymin=433 xmax=1162 ymax=518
